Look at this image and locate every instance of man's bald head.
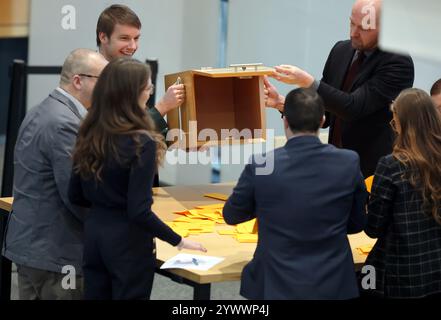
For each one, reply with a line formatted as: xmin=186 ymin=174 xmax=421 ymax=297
xmin=350 ymin=0 xmax=382 ymax=51
xmin=353 ymin=0 xmax=382 ymax=13
xmin=60 ymin=49 xmax=107 ymax=86
xmin=59 ymin=49 xmax=108 ymax=108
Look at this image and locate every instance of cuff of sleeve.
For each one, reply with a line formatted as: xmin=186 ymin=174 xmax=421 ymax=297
xmin=309 ymin=79 xmax=320 ymax=92
xmin=148 ymin=107 xmax=169 ymax=138
xmin=171 ymin=234 xmax=182 ymax=247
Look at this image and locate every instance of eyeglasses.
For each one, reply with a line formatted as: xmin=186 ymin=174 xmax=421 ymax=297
xmin=390 ymin=118 xmax=397 ymax=131
xmin=146 ymin=84 xmax=155 ymax=94
xmin=77 ymin=73 xmax=99 ymax=79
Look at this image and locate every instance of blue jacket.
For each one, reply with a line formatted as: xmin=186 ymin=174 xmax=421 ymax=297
xmin=223 ymin=135 xmax=367 ymax=299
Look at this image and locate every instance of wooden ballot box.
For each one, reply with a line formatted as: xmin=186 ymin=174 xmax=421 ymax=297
xmin=164 ymin=64 xmax=274 ymax=148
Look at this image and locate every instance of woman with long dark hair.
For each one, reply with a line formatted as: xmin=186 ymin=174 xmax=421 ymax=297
xmin=364 ymin=88 xmax=441 ymax=298
xmin=68 ymin=57 xmax=206 ymax=300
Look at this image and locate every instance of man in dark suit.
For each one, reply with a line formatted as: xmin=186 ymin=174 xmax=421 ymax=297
xmin=266 ymin=0 xmax=414 ymax=177
xmin=2 ymin=49 xmax=108 ymax=299
xmin=223 ymin=88 xmax=367 ymax=300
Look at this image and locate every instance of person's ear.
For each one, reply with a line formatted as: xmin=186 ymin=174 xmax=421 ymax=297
xmin=283 ymin=116 xmax=289 ymax=129
xmin=320 ymin=115 xmax=326 ymax=128
xmin=72 ymin=75 xmax=82 ymax=90
xmin=99 ymin=32 xmax=109 ymax=45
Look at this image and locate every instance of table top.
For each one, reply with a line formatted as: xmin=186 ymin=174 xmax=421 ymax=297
xmin=0 ymin=197 xmax=12 ymax=211
xmin=0 ymin=184 xmax=376 ymax=284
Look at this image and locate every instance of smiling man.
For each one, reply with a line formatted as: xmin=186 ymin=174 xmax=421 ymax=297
xmin=96 ymin=4 xmax=185 ymax=137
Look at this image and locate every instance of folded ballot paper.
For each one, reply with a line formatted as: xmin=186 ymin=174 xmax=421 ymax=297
xmin=165 ymin=192 xmax=259 ymax=243
xmin=160 ymin=253 xmax=224 ymax=271
xmin=365 ymin=175 xmax=374 ymax=193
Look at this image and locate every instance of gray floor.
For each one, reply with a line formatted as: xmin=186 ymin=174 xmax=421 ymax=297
xmin=10 ymin=263 xmax=244 ymax=300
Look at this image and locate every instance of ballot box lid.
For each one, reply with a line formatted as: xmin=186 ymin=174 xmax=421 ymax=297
xmin=192 ymin=64 xmax=274 ymax=78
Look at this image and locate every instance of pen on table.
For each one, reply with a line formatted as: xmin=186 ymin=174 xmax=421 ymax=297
xmin=192 ymin=258 xmax=199 ymax=266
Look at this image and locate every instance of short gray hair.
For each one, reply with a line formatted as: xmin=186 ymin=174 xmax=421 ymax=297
xmin=59 ymin=48 xmax=102 ymax=86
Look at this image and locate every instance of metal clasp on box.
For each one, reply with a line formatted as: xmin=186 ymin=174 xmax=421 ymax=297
xmin=230 ymin=63 xmax=263 ymax=72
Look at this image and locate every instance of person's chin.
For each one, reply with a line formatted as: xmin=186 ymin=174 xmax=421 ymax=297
xmin=351 ymin=41 xmax=363 ymax=50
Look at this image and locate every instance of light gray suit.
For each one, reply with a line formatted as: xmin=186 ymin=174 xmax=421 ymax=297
xmin=2 ymin=89 xmax=86 ymax=276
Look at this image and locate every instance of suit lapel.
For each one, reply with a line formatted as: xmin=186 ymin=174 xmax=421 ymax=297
xmin=350 ymin=48 xmax=380 ymax=91
xmin=335 ymin=44 xmax=356 ymax=90
xmin=49 ymin=89 xmax=83 ymax=120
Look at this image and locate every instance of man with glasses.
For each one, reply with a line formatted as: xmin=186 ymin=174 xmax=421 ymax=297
xmin=2 ymin=49 xmax=108 ymax=299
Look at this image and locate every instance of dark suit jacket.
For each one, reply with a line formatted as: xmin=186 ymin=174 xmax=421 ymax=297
xmin=319 ymin=40 xmax=414 ymax=177
xmin=68 ymin=134 xmax=181 ymax=299
xmin=223 ymin=136 xmax=368 ymax=300
xmin=365 ymin=155 xmax=441 ymax=298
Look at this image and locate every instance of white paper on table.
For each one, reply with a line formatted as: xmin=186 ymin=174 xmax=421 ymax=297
xmin=160 ymin=253 xmax=224 ymax=271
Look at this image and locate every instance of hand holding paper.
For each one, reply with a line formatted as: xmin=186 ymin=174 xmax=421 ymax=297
xmin=161 ymin=253 xmax=224 ymax=271
xmin=177 ymin=238 xmax=207 ymax=252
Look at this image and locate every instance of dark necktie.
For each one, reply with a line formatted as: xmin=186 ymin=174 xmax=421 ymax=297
xmin=331 ymin=51 xmax=365 ymax=147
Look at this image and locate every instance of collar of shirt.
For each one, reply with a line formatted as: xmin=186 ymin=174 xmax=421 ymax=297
xmin=55 ymin=87 xmax=88 ymax=118
xmin=288 ymin=133 xmax=319 ymax=141
xmin=353 ymin=49 xmax=374 ymax=62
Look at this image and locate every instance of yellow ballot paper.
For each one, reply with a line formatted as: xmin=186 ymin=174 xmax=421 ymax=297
xmin=173 ymin=229 xmax=189 ymax=238
xmin=357 ymin=244 xmax=374 ymax=255
xmin=204 ymin=193 xmax=229 ymax=201
xmin=170 ymin=199 xmax=259 ymax=240
xmin=195 ymin=203 xmax=225 ymax=210
xmin=217 ymin=229 xmax=236 ymax=235
xmin=235 ymin=234 xmax=258 ymax=243
xmin=365 ymin=175 xmax=374 ymax=193
xmin=236 ymin=219 xmax=258 ymax=234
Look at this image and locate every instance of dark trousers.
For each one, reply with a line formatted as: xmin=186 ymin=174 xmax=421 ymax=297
xmin=17 ymin=264 xmax=83 ymax=300
xmin=83 ymin=235 xmax=155 ymax=300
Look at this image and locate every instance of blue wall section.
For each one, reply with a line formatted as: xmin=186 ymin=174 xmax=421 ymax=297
xmin=0 ymin=37 xmax=28 ymax=134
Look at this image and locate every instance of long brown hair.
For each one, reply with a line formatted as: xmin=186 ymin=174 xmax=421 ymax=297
xmin=72 ymin=57 xmax=166 ymax=181
xmin=392 ymin=88 xmax=441 ymax=224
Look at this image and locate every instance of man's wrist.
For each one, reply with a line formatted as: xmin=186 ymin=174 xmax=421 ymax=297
xmin=177 ymin=238 xmax=184 ymax=250
xmin=276 ymin=95 xmax=285 ymax=112
xmin=155 ymin=100 xmax=167 ymax=116
xmin=308 ymin=79 xmax=320 ymax=92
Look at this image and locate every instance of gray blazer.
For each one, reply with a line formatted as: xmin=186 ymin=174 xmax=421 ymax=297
xmin=2 ymin=90 xmax=86 ymax=274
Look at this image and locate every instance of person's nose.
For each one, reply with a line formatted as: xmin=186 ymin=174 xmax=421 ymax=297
xmin=127 ymin=39 xmax=137 ymax=50
xmin=351 ymin=26 xmax=360 ymax=38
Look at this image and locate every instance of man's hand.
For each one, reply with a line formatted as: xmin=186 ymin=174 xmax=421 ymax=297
xmin=271 ymin=65 xmax=315 ymax=88
xmin=155 ymin=84 xmax=185 ymax=116
xmin=264 ymin=76 xmax=285 ymax=112
xmin=177 ymin=238 xmax=207 ymax=252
